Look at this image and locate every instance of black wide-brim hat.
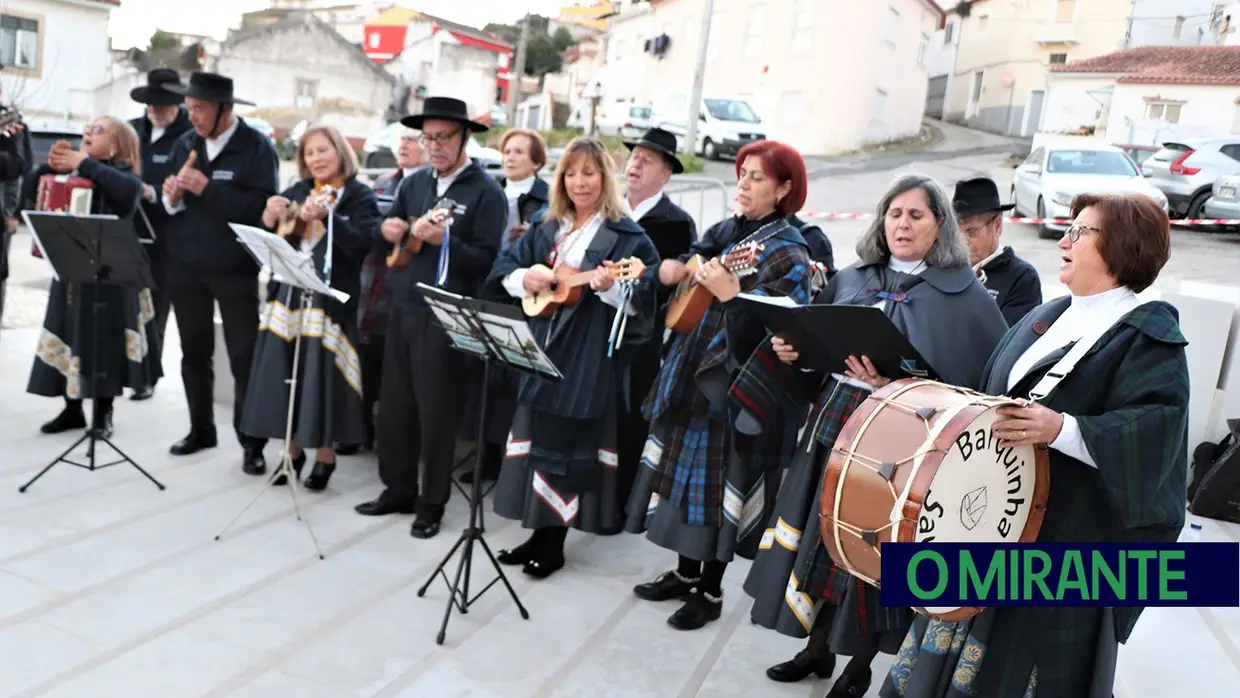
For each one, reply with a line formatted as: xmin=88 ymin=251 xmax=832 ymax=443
xmin=623 ymin=127 xmax=684 ymax=174
xmin=162 ymin=71 xmax=254 ymax=106
xmin=130 ymin=68 xmax=185 ymax=106
xmin=401 ymin=96 xmax=488 ymax=132
xmin=953 ymin=176 xmax=1016 ymax=218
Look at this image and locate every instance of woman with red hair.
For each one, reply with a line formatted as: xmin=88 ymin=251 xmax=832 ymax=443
xmin=624 ymin=140 xmax=815 ymax=631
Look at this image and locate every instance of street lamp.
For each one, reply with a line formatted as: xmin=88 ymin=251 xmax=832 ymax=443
xmin=584 ymin=80 xmax=603 ymax=137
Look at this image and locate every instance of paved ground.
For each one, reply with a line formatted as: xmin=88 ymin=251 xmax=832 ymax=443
xmin=2 ymin=123 xmax=1238 ymax=696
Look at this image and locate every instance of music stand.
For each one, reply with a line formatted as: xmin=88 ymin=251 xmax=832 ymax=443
xmin=18 ymin=212 xmax=165 ymax=493
xmin=212 ymin=223 xmax=352 ymax=560
xmin=413 ymin=282 xmax=563 ymax=645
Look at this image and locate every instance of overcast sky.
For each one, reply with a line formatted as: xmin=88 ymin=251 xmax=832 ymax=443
xmin=107 ymin=0 xmax=569 ymax=50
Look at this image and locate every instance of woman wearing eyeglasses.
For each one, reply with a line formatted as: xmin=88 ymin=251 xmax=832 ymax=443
xmin=882 ymin=193 xmax=1190 ymax=698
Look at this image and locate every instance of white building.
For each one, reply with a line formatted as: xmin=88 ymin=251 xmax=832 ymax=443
xmin=924 ymin=12 xmax=963 ymax=119
xmin=385 ymin=30 xmax=504 ymax=125
xmin=1126 ymin=0 xmax=1231 ymax=47
xmin=3 ymin=0 xmax=118 ymax=131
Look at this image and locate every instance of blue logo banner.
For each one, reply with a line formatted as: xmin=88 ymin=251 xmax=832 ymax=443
xmin=879 ymin=542 xmax=1240 ymax=607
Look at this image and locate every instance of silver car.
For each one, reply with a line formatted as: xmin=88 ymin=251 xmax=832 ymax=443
xmin=1203 ymin=174 xmax=1240 ymax=222
xmin=1143 ymin=137 xmax=1240 ymax=218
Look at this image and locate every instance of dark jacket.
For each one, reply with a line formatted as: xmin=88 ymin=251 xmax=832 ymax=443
xmin=129 ymin=108 xmax=194 ymax=245
xmin=274 ymin=177 xmax=381 ymax=308
xmin=977 ymin=245 xmax=1042 ymax=326
xmin=0 ymin=122 xmax=31 ymax=282
xmin=384 ymin=159 xmax=506 ymax=313
xmin=496 ymin=175 xmax=550 ymax=230
xmin=162 ymin=118 xmax=279 ymax=276
xmin=789 ymin=214 xmax=835 ymax=274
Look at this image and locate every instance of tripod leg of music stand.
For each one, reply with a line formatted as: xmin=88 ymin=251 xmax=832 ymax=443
xmin=97 ymin=435 xmax=166 ymax=490
xmin=434 ymin=530 xmax=475 ymax=645
xmin=284 ymin=455 xmax=325 ymax=560
xmin=18 ymin=431 xmax=90 ymax=493
xmin=474 ymin=533 xmax=531 ymax=620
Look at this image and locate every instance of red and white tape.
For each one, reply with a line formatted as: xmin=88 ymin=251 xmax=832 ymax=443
xmin=797 ymin=212 xmax=1240 ymax=226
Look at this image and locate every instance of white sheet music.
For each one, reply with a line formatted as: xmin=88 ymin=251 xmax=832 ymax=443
xmin=229 ymin=223 xmax=350 ymax=303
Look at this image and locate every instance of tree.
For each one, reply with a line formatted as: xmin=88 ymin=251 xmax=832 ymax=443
xmin=147 ymin=29 xmax=179 ymax=52
xmin=551 ymin=26 xmax=577 ymax=52
xmin=482 ymin=16 xmax=565 ymax=77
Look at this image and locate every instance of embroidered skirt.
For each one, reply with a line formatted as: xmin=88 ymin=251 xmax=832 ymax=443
xmin=28 ymin=280 xmax=161 ymax=400
xmin=492 ymin=403 xmax=624 ymax=533
xmin=240 ymin=283 xmax=366 ymax=448
xmin=623 ymin=405 xmax=778 ymax=564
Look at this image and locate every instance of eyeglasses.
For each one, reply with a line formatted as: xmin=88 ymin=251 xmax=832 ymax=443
xmin=1064 ymin=223 xmax=1101 ymax=243
xmin=960 ymin=214 xmax=999 ymax=237
xmin=83 ymin=124 xmax=106 ymax=135
xmin=419 ymin=132 xmax=459 ymax=146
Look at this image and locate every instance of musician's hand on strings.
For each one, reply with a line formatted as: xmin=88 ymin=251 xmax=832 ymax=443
xmin=178 ymin=168 xmax=208 ymax=196
xmin=162 ymin=175 xmax=184 ymax=205
xmin=659 ymin=259 xmax=689 ymax=286
xmin=994 ymin=403 xmax=1064 ymax=447
xmin=142 ymin=184 xmax=157 ymax=203
xmin=380 ymin=217 xmax=408 ymax=243
xmin=844 ymin=355 xmax=891 ymax=389
xmin=696 ymin=258 xmax=741 ymax=301
xmin=590 ymin=261 xmax=616 ymax=292
xmin=413 ymin=215 xmax=446 ymax=244
xmin=300 ymin=199 xmax=328 ymax=221
xmin=771 ymin=336 xmax=799 ymax=364
xmin=523 ymin=266 xmax=556 ymax=294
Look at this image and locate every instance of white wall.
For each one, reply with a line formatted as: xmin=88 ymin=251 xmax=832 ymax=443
xmin=2 ymin=0 xmax=115 ymax=130
xmin=1105 ymin=82 xmax=1240 ymax=146
xmin=1040 ymin=76 xmax=1117 ymax=134
xmin=1128 ymin=0 xmax=1225 ymax=47
xmin=926 ymin=12 xmax=960 ymax=78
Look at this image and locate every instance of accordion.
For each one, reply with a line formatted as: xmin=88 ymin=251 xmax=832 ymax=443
xmin=31 ymin=174 xmax=94 ymax=258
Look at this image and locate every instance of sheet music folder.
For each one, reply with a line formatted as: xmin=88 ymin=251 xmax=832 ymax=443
xmin=23 ymin=212 xmax=156 ymax=289
xmin=229 ymin=223 xmax=350 ymax=303
xmin=734 ymin=293 xmax=938 ymax=380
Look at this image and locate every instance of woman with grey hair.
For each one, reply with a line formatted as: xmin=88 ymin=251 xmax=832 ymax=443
xmin=742 ymin=173 xmax=1009 ymax=696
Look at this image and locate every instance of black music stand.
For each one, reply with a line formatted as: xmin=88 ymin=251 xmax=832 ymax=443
xmin=413 ymin=282 xmax=563 ymax=645
xmin=18 ymin=212 xmax=165 ymax=493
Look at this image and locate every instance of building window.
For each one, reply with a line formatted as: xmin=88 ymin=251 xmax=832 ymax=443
xmin=1146 ymin=102 xmax=1182 ymax=123
xmin=1054 ymin=0 xmax=1076 ymax=23
xmin=873 ymin=88 xmax=888 ymax=122
xmin=0 ymin=15 xmax=39 ymax=71
xmin=1049 ymin=53 xmax=1067 ymax=64
xmin=978 ymin=14 xmax=988 ymax=32
xmin=743 ymin=5 xmax=765 ymax=57
xmin=791 ymin=0 xmax=814 ymax=53
xmin=944 ymin=20 xmax=955 ymax=45
xmin=294 ymin=79 xmax=316 ymax=110
xmin=1173 ymin=16 xmax=1185 ymax=40
xmin=917 ymin=33 xmax=929 ymax=66
xmin=613 ymin=38 xmax=626 ymax=62
xmin=885 ymin=7 xmax=900 ymax=46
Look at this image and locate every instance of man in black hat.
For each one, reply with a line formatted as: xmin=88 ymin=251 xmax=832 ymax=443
xmin=953 ymin=176 xmax=1041 ymax=326
xmin=159 ymin=72 xmax=279 ymax=474
xmin=0 ymin=79 xmax=31 ymax=339
xmin=355 ymin=96 xmax=505 ymax=539
xmin=127 ymin=68 xmax=194 ymax=401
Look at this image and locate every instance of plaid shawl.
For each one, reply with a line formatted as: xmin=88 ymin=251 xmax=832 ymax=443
xmin=643 ymin=226 xmax=812 ymax=526
xmin=357 ymin=249 xmax=390 ymax=342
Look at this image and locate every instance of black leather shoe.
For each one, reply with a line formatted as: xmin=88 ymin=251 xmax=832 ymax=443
xmin=90 ymin=410 xmax=114 ymax=441
xmin=827 ymin=668 xmax=872 ymax=697
xmin=334 ymin=443 xmax=360 ymax=456
xmin=242 ymin=447 xmax=266 ymax=476
xmin=129 ymin=386 xmax=154 ymax=401
xmin=634 ymin=570 xmax=698 ymax=602
xmin=170 ymin=432 xmax=218 ymax=455
xmin=354 ymin=493 xmax=416 ymax=516
xmin=667 ymin=590 xmax=723 ymax=630
xmin=766 ymin=648 xmax=836 ymax=683
xmin=497 ymin=534 xmax=544 ymax=566
xmin=410 ymin=518 xmax=441 ymax=539
xmin=40 ymin=407 xmax=86 ymax=434
xmin=522 ymin=553 xmax=565 ymax=579
xmin=302 ymin=460 xmax=336 ymax=491
xmin=272 ymin=452 xmax=306 ymax=486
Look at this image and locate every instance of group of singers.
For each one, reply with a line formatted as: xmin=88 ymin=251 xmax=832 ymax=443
xmin=10 ymin=68 xmax=1191 ymax=698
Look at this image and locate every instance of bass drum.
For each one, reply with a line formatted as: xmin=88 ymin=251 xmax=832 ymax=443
xmin=819 ymin=378 xmax=1050 ymax=621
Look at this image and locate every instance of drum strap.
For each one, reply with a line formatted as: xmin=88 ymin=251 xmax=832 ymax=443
xmin=1027 ymin=300 xmax=1150 ymax=402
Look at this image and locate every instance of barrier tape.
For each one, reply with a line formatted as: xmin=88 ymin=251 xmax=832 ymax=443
xmin=797 ymin=212 xmax=1240 ymax=226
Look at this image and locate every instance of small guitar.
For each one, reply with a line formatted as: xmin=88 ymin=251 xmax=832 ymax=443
xmin=275 ymin=184 xmax=339 ymax=246
xmin=386 ymin=197 xmax=457 ymax=270
xmin=521 ymin=257 xmax=648 ymax=318
xmin=0 ymin=106 xmax=24 ymax=138
xmin=664 ymin=242 xmax=764 ymax=334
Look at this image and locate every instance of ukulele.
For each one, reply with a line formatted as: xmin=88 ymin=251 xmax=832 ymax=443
xmin=386 ymin=197 xmax=457 ymax=270
xmin=275 ymin=184 xmax=338 ymax=246
xmin=664 ymin=242 xmax=764 ymax=334
xmin=0 ymin=106 xmax=25 ymax=138
xmin=521 ymin=257 xmax=648 ymax=318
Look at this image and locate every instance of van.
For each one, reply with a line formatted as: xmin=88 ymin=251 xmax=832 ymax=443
xmin=598 ymin=103 xmax=654 ymax=139
xmin=658 ymin=96 xmax=767 ymax=160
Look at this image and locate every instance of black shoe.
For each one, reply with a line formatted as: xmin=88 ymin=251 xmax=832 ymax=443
xmin=242 ymin=447 xmax=266 ymax=476
xmin=667 ymin=590 xmax=723 ymax=631
xmin=410 ymin=518 xmax=441 ymax=539
xmin=522 ymin=552 xmax=565 ymax=579
xmin=129 ymin=386 xmax=154 ymax=401
xmin=634 ymin=570 xmax=698 ymax=602
xmin=303 ymin=460 xmax=336 ymax=491
xmin=334 ymin=443 xmax=360 ymax=456
xmin=497 ymin=534 xmax=544 ymax=566
xmin=272 ymin=452 xmax=306 ymax=486
xmin=40 ymin=406 xmax=87 ymax=434
xmin=90 ymin=409 xmax=114 ymax=440
xmin=170 ymin=432 xmax=217 ymax=455
xmin=826 ymin=668 xmax=872 ymax=698
xmin=766 ymin=648 xmax=836 ymax=683
xmin=354 ymin=492 xmax=417 ymax=516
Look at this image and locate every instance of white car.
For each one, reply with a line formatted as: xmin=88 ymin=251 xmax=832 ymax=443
xmin=1011 ymin=144 xmax=1169 ymax=239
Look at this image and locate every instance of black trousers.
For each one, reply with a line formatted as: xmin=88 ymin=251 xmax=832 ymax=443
xmin=377 ymin=310 xmax=466 ymax=519
xmin=146 ymin=244 xmax=173 ymax=387
xmin=359 ymin=334 xmax=386 ymax=447
xmin=617 ymin=340 xmax=662 ymax=512
xmin=167 ymin=258 xmax=266 ymax=449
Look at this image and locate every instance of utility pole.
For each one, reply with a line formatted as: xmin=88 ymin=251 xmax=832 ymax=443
xmin=507 ymin=13 xmax=530 ymax=127
xmin=684 ymin=0 xmax=716 ymax=154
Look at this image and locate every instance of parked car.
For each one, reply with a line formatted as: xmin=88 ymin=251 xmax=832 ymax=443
xmin=279 ymin=119 xmax=309 ymax=159
xmin=28 ymin=128 xmax=82 ymax=169
xmin=1143 ymin=137 xmax=1240 ymax=219
xmin=1011 ymin=144 xmax=1168 ymax=239
xmin=1114 ymin=143 xmax=1159 ymax=169
xmin=361 ymin=121 xmax=502 ymax=172
xmin=242 ymin=116 xmax=277 ymax=148
xmin=598 ymin=102 xmax=654 ymax=139
xmin=1203 ymin=174 xmax=1240 ymax=225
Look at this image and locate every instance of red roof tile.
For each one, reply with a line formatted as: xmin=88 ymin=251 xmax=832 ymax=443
xmin=1050 ymin=45 xmax=1240 ymax=86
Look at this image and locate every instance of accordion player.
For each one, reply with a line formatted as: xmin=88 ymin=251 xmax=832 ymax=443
xmin=30 ymin=174 xmax=94 ymax=258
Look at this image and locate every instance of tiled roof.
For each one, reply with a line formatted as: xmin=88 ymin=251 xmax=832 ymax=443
xmin=1050 ymin=46 xmax=1240 ymax=86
